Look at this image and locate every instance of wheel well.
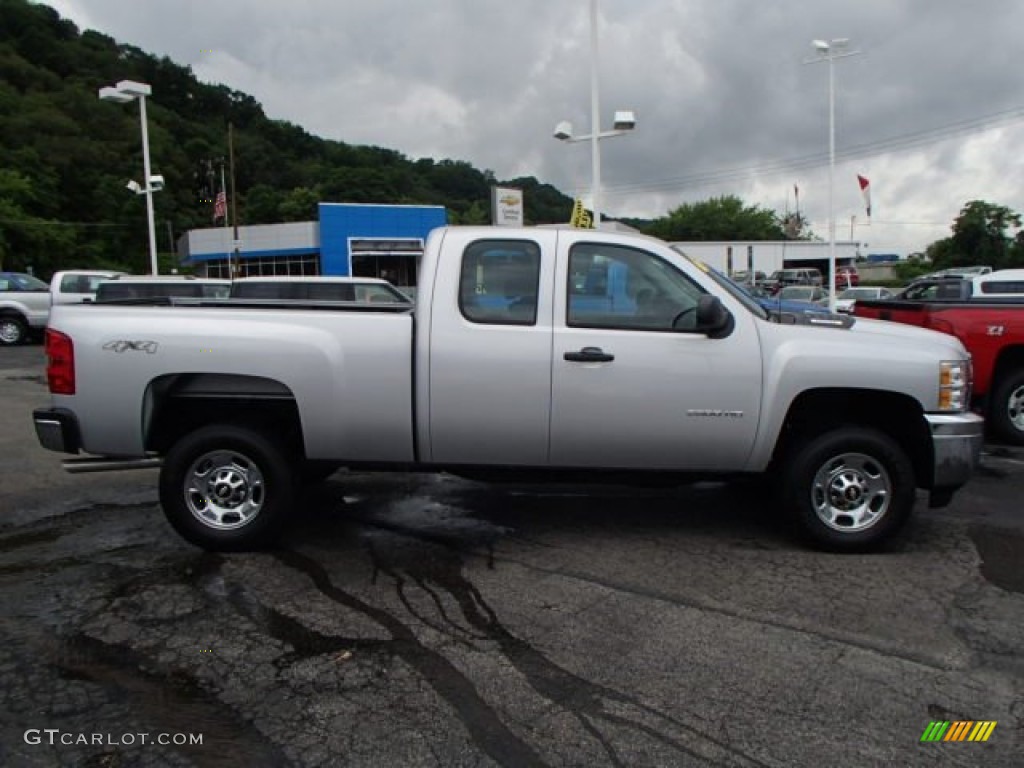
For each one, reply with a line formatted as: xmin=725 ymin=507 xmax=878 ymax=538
xmin=144 ymin=374 xmax=305 ymax=457
xmin=773 ymin=388 xmax=933 ymax=488
xmin=991 ymin=345 xmax=1024 ymax=393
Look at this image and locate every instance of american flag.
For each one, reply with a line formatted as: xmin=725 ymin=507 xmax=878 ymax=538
xmin=213 ymin=190 xmax=227 ymax=222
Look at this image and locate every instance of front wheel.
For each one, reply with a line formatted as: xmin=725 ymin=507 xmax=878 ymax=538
xmin=780 ymin=427 xmax=915 ymax=552
xmin=989 ymin=368 xmax=1024 ymax=446
xmin=159 ymin=424 xmax=296 ymax=551
xmin=0 ymin=316 xmax=27 ymax=346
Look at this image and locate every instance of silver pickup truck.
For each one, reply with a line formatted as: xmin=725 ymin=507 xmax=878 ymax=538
xmin=33 ymin=226 xmax=984 ymax=552
xmin=1 ymin=271 xmax=51 ymax=345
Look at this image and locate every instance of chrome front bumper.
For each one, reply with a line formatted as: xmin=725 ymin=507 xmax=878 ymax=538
xmin=924 ymin=412 xmax=985 ymax=501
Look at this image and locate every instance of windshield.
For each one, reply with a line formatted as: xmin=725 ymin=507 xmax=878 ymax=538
xmin=1 ymin=273 xmax=49 ymax=291
xmin=839 ymin=288 xmax=876 ymax=299
xmin=668 ymin=246 xmax=766 ymax=318
xmin=779 ymin=286 xmax=822 ymax=301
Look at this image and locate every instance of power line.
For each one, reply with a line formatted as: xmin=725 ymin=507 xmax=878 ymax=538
xmin=601 ymin=105 xmax=1024 ymax=199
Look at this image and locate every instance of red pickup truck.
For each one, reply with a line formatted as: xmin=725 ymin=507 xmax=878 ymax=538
xmin=853 ymin=298 xmax=1024 ymax=444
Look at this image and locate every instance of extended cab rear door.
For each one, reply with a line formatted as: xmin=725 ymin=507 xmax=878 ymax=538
xmin=549 ymin=236 xmax=762 ymax=471
xmin=425 ymin=229 xmax=557 ymax=465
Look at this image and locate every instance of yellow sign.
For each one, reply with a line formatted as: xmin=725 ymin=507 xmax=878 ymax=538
xmin=570 ymin=198 xmax=593 ymax=229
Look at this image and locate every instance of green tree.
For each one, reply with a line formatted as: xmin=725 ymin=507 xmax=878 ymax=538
xmin=644 ymin=195 xmax=787 ymax=241
xmin=0 ymin=168 xmax=74 ymax=272
xmin=929 ymin=200 xmax=1023 ymax=270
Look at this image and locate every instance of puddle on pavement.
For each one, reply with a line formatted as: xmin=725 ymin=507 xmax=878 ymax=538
xmin=45 ymin=632 xmax=288 ymax=767
xmin=969 ymin=524 xmax=1024 ymax=594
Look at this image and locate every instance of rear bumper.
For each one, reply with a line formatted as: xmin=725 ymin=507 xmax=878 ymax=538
xmin=924 ymin=412 xmax=985 ymax=505
xmin=33 ymin=407 xmax=81 ymax=454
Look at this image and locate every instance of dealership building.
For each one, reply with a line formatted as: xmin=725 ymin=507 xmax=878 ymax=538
xmin=178 ymin=203 xmax=448 ymax=294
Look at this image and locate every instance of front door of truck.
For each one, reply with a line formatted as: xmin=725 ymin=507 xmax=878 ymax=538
xmin=549 ymin=241 xmax=762 ymax=471
xmin=426 ymin=231 xmax=556 ymax=465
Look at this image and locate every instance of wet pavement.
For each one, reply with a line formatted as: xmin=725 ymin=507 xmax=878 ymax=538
xmin=1 ymin=344 xmax=1022 ymax=766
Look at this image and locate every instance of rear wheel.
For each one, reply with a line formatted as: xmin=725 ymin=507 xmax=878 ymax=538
xmin=0 ymin=316 xmax=27 ymax=346
xmin=781 ymin=427 xmax=915 ymax=552
xmin=159 ymin=424 xmax=295 ymax=551
xmin=989 ymin=368 xmax=1024 ymax=446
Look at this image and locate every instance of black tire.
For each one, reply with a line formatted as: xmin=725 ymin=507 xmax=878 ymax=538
xmin=780 ymin=427 xmax=915 ymax=552
xmin=159 ymin=424 xmax=296 ymax=551
xmin=0 ymin=315 xmax=27 ymax=346
xmin=989 ymin=368 xmax=1024 ymax=446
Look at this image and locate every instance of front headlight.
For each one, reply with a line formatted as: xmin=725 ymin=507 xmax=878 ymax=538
xmin=938 ymin=359 xmax=971 ymax=411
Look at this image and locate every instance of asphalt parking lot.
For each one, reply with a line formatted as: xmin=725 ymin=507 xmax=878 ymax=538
xmin=1 ymin=343 xmax=1022 ymax=767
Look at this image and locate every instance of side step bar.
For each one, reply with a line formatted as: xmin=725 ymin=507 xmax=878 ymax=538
xmin=62 ymin=457 xmax=163 ymax=474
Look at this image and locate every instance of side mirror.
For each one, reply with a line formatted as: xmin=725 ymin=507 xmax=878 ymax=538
xmin=695 ymin=295 xmax=733 ymax=338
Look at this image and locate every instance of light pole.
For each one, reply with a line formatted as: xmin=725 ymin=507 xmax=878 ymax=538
xmin=553 ymin=0 xmax=635 ymax=230
xmin=99 ymin=80 xmax=160 ymax=275
xmin=805 ymin=39 xmax=859 ymax=312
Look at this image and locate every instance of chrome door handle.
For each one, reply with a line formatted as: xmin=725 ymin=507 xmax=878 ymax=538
xmin=563 ymin=346 xmax=614 ymax=363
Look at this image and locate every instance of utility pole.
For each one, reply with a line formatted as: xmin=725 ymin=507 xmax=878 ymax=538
xmin=228 ymin=122 xmax=241 ymax=278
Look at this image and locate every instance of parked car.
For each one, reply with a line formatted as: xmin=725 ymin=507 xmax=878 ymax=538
xmin=836 ymin=266 xmax=860 ymax=288
xmin=777 ymin=285 xmax=829 ymax=306
xmin=730 ymin=270 xmax=767 ymax=286
xmin=230 ymin=276 xmax=411 ymax=303
xmin=35 ymin=226 xmax=983 ymax=553
xmin=0 ymin=271 xmax=51 ymax=345
xmin=852 ymin=292 xmax=1024 ymax=443
xmin=723 ymin=274 xmax=829 ymax=315
xmin=50 ymin=270 xmax=129 ymax=305
xmin=764 ymin=268 xmax=823 ymax=294
xmin=835 ymin=286 xmax=894 ymax=314
xmin=94 ymin=276 xmax=231 ymax=302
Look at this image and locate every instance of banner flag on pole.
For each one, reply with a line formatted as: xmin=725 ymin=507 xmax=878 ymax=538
xmin=570 ymin=197 xmax=593 ymax=229
xmin=857 ymin=175 xmax=871 ymax=218
xmin=213 ymin=190 xmax=227 ymax=222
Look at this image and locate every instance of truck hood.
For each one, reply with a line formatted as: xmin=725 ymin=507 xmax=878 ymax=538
xmin=846 ymin=315 xmax=965 ymax=352
xmin=762 ymin=309 xmax=968 ymax=359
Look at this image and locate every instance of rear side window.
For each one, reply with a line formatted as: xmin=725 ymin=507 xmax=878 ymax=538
xmin=60 ymin=274 xmax=112 ymax=293
xmin=459 ymin=240 xmax=541 ymax=325
xmin=978 ymin=280 xmax=1024 ymax=294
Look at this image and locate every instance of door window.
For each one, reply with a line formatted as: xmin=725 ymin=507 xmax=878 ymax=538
xmin=459 ymin=240 xmax=542 ymax=325
xmin=567 ymin=244 xmax=705 ymax=331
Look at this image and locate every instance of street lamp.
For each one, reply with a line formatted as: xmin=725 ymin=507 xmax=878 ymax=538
xmin=804 ymin=39 xmax=860 ymax=312
xmin=553 ymin=0 xmax=635 ymax=230
xmin=99 ymin=80 xmax=160 ymax=275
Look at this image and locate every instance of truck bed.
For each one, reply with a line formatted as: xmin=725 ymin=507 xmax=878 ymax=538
xmin=46 ymin=300 xmax=417 ymax=462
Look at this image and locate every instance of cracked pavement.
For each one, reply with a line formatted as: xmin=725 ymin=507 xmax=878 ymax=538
xmin=1 ymin=344 xmax=1022 ymax=767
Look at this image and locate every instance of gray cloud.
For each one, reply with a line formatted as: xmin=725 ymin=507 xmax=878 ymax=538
xmin=50 ymin=0 xmax=1024 ymax=254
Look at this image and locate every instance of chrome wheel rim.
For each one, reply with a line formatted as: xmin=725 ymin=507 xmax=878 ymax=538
xmin=0 ymin=320 xmax=22 ymax=344
xmin=811 ymin=452 xmax=890 ymax=532
xmin=184 ymin=450 xmax=265 ymax=530
xmin=1007 ymin=384 xmax=1024 ymax=433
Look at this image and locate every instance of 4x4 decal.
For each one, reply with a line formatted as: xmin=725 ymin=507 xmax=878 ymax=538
xmin=102 ymin=340 xmax=159 ymax=354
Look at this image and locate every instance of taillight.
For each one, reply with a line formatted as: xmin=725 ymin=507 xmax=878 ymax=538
xmin=45 ymin=328 xmax=75 ymax=395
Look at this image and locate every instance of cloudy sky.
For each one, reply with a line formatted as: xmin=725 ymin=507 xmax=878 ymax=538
xmin=47 ymin=0 xmax=1024 ymax=255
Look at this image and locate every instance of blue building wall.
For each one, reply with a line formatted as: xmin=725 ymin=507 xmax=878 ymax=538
xmin=318 ymin=203 xmax=448 ymax=276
